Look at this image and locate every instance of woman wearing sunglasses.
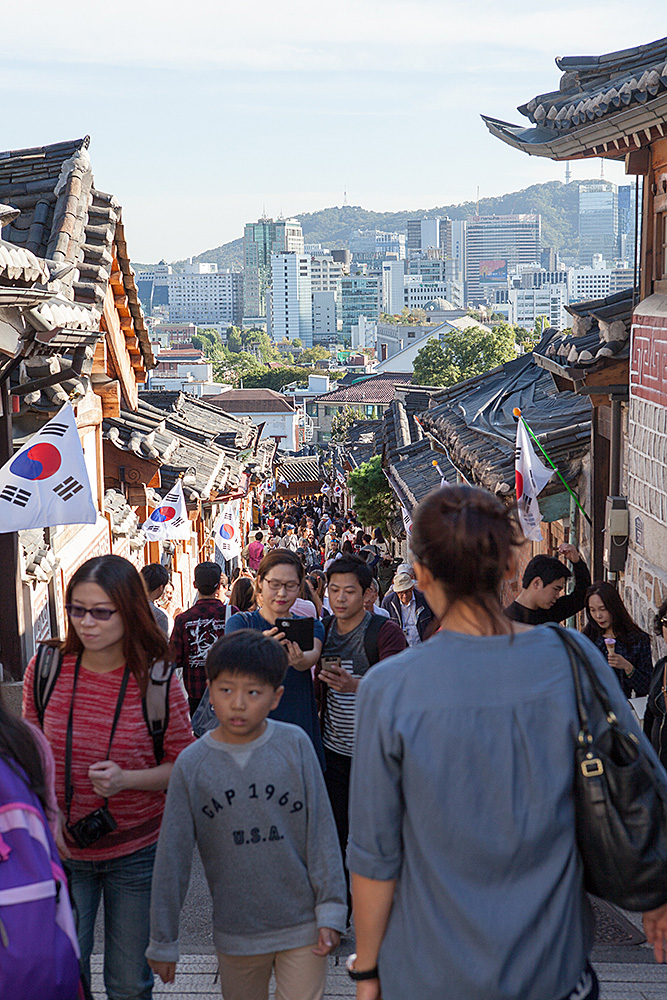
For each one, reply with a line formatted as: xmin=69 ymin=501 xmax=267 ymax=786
xmin=23 ymin=554 xmax=193 ymax=1000
xmin=226 ymin=548 xmax=325 ymax=767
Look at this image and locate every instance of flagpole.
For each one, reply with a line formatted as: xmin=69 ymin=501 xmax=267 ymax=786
xmin=0 ymin=381 xmax=24 ymax=677
xmin=513 ymin=408 xmax=591 ymax=525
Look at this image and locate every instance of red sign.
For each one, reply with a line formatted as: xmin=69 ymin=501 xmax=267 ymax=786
xmin=631 ymin=312 xmax=667 ymax=407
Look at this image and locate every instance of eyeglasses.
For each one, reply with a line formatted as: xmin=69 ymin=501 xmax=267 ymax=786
xmin=66 ymin=604 xmax=118 ymax=621
xmin=263 ymin=579 xmax=300 ymax=594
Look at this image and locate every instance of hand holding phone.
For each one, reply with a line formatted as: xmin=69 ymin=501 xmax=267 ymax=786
xmin=320 ymin=657 xmax=359 ymax=694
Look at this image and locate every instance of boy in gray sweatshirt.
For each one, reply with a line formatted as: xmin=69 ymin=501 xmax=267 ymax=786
xmin=146 ymin=629 xmax=346 ymax=1000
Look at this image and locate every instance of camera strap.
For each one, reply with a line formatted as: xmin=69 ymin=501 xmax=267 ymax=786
xmin=64 ymin=656 xmax=131 ymax=826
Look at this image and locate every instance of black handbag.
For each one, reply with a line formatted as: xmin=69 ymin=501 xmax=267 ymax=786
xmin=551 ymin=624 xmax=667 ymax=911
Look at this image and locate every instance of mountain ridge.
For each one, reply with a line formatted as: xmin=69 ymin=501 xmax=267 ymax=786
xmin=137 ymin=180 xmax=602 ymax=271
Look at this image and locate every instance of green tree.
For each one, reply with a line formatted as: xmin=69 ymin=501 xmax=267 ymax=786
xmin=298 ymin=345 xmax=331 ymax=365
xmin=412 ymin=325 xmax=517 ymax=387
xmin=348 ymin=455 xmax=396 ymax=535
xmin=330 ymin=405 xmax=366 ymax=443
xmin=292 ymin=338 xmax=302 ymax=349
xmin=243 ymin=366 xmax=315 ymax=391
xmin=226 ymin=328 xmax=242 ymax=353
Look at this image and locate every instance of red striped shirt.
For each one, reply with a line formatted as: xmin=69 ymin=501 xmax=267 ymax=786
xmin=23 ymin=654 xmax=194 ymax=860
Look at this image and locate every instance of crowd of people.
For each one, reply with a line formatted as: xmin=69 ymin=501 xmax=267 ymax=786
xmin=5 ymin=486 xmax=667 ymax=1000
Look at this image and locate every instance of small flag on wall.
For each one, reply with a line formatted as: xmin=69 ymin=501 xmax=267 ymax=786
xmin=142 ymin=480 xmax=191 ymax=541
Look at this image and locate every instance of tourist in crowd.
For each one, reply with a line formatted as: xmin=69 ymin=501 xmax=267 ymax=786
xmin=23 ymin=554 xmax=193 ymax=1000
xmin=147 ymin=630 xmax=345 ymax=998
xmin=140 ymin=563 xmax=171 ymax=636
xmin=381 ymin=569 xmax=434 ymax=645
xmin=644 ymin=596 xmax=667 ymax=767
xmin=246 ymin=531 xmax=265 ymax=572
xmin=319 ymin=555 xmax=406 ymax=912
xmin=170 ymin=562 xmax=238 ymax=715
xmin=347 ymin=485 xmax=658 ymax=1000
xmin=363 ymin=578 xmax=389 ymax=618
xmin=280 ymin=525 xmax=300 ymax=552
xmin=226 ymin=549 xmax=325 ymax=766
xmin=583 ymin=581 xmax=652 ymax=698
xmin=229 ymin=576 xmax=256 ymax=614
xmin=504 ymin=545 xmax=591 ymax=624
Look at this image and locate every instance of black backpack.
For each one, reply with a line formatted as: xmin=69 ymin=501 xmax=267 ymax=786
xmin=32 ymin=641 xmax=174 ymax=764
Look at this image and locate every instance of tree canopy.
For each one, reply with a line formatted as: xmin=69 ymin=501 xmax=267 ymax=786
xmin=412 ymin=324 xmax=517 ymax=387
xmin=348 ymin=455 xmax=396 ymax=535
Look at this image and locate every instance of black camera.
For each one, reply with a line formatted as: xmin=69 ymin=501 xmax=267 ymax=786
xmin=67 ymin=805 xmax=117 ymax=848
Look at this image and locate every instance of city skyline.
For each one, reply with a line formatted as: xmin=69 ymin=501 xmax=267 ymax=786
xmin=0 ymin=2 xmax=662 ymax=261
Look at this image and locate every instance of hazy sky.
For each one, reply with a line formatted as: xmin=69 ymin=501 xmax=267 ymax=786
xmin=2 ymin=2 xmax=663 ymax=262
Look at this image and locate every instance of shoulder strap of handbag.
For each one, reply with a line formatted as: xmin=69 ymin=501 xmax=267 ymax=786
xmin=34 ymin=642 xmax=174 ymax=765
xmin=546 ymin=624 xmax=618 ymax=741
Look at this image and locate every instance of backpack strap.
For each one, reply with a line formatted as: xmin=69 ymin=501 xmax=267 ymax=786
xmin=364 ymin=614 xmax=385 ymax=667
xmin=142 ymin=660 xmax=175 ymax=765
xmin=33 ymin=641 xmax=64 ymax=729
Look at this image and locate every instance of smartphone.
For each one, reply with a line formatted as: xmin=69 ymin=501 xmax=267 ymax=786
xmin=321 ymin=655 xmax=342 ymax=673
xmin=274 ymin=617 xmax=315 ymax=651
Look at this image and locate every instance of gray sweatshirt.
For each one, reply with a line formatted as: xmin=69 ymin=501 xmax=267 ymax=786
xmin=146 ymin=720 xmax=346 ymax=960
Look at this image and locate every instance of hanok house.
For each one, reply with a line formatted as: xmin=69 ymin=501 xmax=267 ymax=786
xmin=103 ymin=391 xmax=276 ymax=607
xmin=417 ymin=348 xmax=591 ymax=599
xmin=484 ymin=35 xmax=667 ymax=628
xmin=0 ymin=137 xmax=154 ymax=673
xmin=275 ymin=456 xmax=322 ymax=500
xmin=307 ymin=372 xmax=413 ymax=445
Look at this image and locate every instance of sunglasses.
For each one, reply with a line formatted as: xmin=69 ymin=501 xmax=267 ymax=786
xmin=66 ymin=604 xmax=118 ymax=621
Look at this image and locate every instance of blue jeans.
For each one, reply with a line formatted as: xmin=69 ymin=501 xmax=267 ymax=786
xmin=65 ymin=842 xmax=156 ymax=1000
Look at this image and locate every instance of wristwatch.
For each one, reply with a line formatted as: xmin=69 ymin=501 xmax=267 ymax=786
xmin=346 ymin=953 xmax=379 ymax=981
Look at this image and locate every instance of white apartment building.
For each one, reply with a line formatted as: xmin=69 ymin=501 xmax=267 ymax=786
xmin=404 ymin=276 xmax=465 ymax=310
xmin=509 ymin=284 xmax=568 ymax=330
xmin=309 ymin=255 xmax=343 ymax=293
xmin=312 ymin=291 xmax=337 ymax=342
xmin=167 ymin=265 xmax=243 ymax=326
xmin=568 ymin=265 xmax=635 ymax=302
xmin=271 ymin=253 xmax=313 ymax=347
xmin=381 ymin=259 xmax=405 ymax=315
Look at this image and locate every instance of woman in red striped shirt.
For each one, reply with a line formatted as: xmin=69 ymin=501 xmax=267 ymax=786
xmin=23 ymin=555 xmax=194 ymax=1000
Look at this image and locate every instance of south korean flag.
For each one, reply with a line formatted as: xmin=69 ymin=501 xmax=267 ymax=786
xmin=0 ymin=402 xmax=96 ymax=533
xmin=142 ymin=479 xmax=191 ymax=541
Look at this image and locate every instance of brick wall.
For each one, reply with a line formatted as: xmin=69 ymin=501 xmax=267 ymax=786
xmin=623 ymin=395 xmax=667 ymax=639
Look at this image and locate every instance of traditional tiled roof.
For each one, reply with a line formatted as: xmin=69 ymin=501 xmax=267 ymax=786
xmin=276 ymin=456 xmax=321 ymax=484
xmin=104 ymin=489 xmax=145 ymax=550
xmin=483 ymin=36 xmax=667 ymax=160
xmin=313 ymin=372 xmax=412 ymax=405
xmin=343 ymin=418 xmax=384 ymax=469
xmin=418 ymin=351 xmax=591 ymax=497
xmin=534 ymin=289 xmax=634 ymax=387
xmin=0 ymin=137 xmax=153 ymax=373
xmin=381 ymin=387 xmax=455 ymax=511
xmin=103 ymin=399 xmax=241 ymax=500
xmin=207 ymin=388 xmax=296 ymax=414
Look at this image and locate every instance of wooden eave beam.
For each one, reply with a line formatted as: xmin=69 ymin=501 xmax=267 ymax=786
xmin=102 ymin=284 xmax=138 ymax=410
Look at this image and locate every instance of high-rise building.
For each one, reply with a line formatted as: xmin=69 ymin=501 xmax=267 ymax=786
xmin=349 ymin=229 xmax=406 ymax=262
xmin=270 ymin=253 xmax=313 ymax=348
xmin=312 ymin=291 xmax=338 ymax=343
xmin=407 ymin=217 xmax=451 ymax=256
xmin=381 ymin=258 xmax=405 ymax=316
xmin=341 ymin=275 xmax=379 ymax=337
xmin=466 ymin=215 xmax=541 ymax=304
xmin=166 ymin=264 xmax=243 ymax=327
xmin=617 ymin=183 xmax=640 ymax=263
xmin=578 ymin=182 xmax=618 ymax=265
xmin=243 ymin=217 xmax=304 ymax=318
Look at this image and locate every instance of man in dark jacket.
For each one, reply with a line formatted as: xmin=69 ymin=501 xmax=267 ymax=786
xmin=504 ymin=544 xmax=591 ymax=625
xmin=381 ymin=570 xmax=434 ymax=644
